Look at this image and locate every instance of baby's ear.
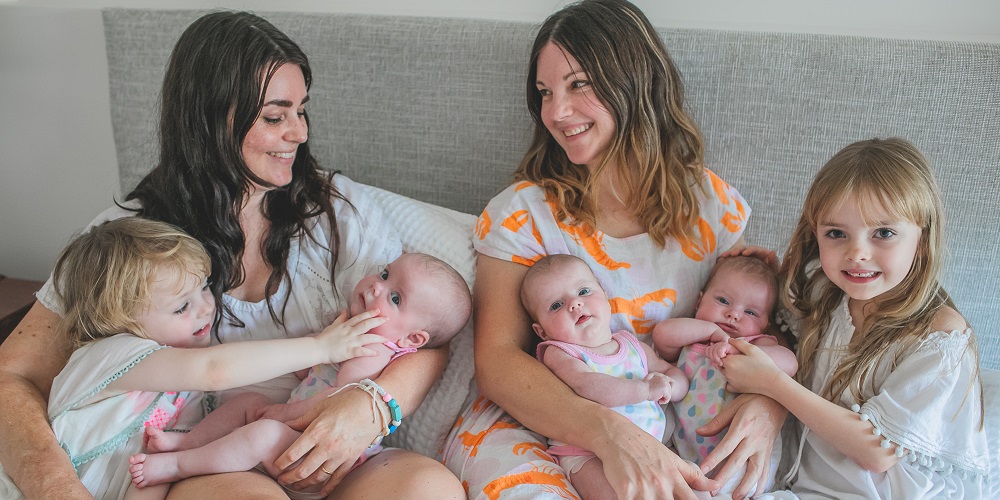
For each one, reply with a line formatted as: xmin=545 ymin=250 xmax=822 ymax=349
xmin=398 ymin=330 xmax=429 ymax=349
xmin=531 ymin=323 xmax=547 ymax=340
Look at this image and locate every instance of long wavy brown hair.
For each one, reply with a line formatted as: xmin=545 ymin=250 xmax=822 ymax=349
xmin=781 ymin=138 xmax=982 ymax=425
xmin=124 ymin=12 xmax=347 ymax=332
xmin=515 ymin=0 xmax=706 ymax=246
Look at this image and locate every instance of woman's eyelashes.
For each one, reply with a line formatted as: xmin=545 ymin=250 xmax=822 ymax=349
xmin=261 ymin=108 xmax=306 ymax=125
xmin=536 ymin=78 xmax=591 ymax=98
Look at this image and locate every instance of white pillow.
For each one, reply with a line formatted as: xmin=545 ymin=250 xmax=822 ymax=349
xmin=354 ymin=183 xmax=478 ymax=458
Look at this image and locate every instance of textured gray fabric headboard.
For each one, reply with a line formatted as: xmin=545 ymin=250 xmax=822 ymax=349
xmin=103 ymin=9 xmax=1000 ymax=368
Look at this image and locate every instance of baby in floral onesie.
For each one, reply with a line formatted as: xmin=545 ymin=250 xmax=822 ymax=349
xmin=653 ymin=255 xmax=797 ymax=493
xmin=522 ymin=254 xmax=688 ymax=500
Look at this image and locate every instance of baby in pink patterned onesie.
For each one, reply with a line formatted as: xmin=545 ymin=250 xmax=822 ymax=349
xmin=653 ymin=255 xmax=797 ymax=494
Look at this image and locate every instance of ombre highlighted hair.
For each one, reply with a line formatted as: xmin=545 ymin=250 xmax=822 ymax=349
xmin=53 ymin=218 xmax=211 ymax=347
xmin=515 ymin=0 xmax=706 ymax=247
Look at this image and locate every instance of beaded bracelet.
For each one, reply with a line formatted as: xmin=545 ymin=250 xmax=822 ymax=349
xmin=359 ymin=379 xmax=402 ymax=435
xmin=329 ymin=381 xmax=395 ymax=445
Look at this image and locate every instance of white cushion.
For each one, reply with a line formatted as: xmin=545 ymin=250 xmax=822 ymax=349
xmin=355 ymin=183 xmax=477 ymax=458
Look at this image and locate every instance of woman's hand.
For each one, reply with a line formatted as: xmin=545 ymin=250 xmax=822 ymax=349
xmin=596 ymin=415 xmax=719 ymax=499
xmin=721 ymin=244 xmax=779 ymax=271
xmin=273 ymin=387 xmax=380 ymax=497
xmin=696 ymin=392 xmax=786 ymax=500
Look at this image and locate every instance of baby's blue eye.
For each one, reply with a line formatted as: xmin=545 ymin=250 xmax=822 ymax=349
xmin=717 ymin=297 xmax=730 ymax=306
xmin=390 ymin=292 xmax=401 ymax=306
xmin=746 ymin=310 xmax=759 ymax=317
xmin=578 ymin=287 xmax=591 ymax=296
xmin=380 ymin=269 xmax=389 ymax=280
xmin=549 ymin=301 xmax=563 ymax=312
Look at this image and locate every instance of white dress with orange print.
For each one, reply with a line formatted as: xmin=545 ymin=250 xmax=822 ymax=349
xmin=440 ymin=169 xmax=749 ymax=500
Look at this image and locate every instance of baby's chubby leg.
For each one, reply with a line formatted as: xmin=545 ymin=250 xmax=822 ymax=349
xmin=147 ymin=392 xmax=272 ymax=453
xmin=130 ymin=418 xmax=301 ymax=488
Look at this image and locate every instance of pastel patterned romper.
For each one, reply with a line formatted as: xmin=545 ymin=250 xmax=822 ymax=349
xmin=537 ymin=331 xmax=667 ymax=474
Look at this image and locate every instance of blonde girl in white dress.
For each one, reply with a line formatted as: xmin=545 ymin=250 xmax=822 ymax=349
xmin=718 ymin=137 xmax=989 ymax=499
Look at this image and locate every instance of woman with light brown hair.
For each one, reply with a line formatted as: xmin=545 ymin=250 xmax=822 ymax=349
xmin=441 ymin=1 xmax=785 ymax=498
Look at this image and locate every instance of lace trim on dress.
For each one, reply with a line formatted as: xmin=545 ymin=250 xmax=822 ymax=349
xmin=851 ymin=397 xmax=986 ymax=480
xmin=51 ymin=345 xmax=167 ymax=471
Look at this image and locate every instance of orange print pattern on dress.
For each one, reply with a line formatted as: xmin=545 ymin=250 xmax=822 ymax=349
xmin=482 ymin=465 xmax=578 ymax=500
xmin=457 ymin=420 xmax=520 ymax=457
xmin=707 ymin=170 xmax=746 ymax=233
xmin=476 ymin=211 xmax=492 ymax=240
xmin=676 ymin=217 xmax=716 ymax=262
xmin=542 ymin=200 xmax=630 ymax=271
xmin=502 ymin=210 xmax=544 ymax=248
xmin=609 ymin=288 xmax=678 ymax=335
xmin=512 ymin=441 xmax=552 ymax=462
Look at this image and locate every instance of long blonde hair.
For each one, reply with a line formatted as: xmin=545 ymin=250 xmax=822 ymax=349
xmin=53 ymin=218 xmax=211 ymax=346
xmin=781 ymin=138 xmax=981 ymax=420
xmin=515 ymin=0 xmax=706 ymax=246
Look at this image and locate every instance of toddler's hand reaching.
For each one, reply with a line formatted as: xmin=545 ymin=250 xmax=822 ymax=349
xmin=315 ymin=309 xmax=387 ymax=364
xmin=707 ymin=338 xmax=737 ymax=368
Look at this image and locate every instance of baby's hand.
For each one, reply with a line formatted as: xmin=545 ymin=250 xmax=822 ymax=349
xmin=644 ymin=372 xmax=675 ymax=404
xmin=716 ymin=338 xmax=784 ymax=396
xmin=315 ymin=309 xmax=387 ymax=364
xmin=706 ymin=338 xmax=736 ymax=367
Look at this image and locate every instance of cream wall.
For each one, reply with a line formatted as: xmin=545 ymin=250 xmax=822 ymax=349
xmin=1 ymin=0 xmax=998 ymax=280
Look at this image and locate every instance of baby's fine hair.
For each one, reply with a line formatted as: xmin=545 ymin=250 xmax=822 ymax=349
xmin=409 ymin=253 xmax=471 ymax=347
xmin=53 ymin=217 xmax=211 ymax=347
xmin=519 ymin=254 xmax=595 ymax=320
xmin=780 ymin=137 xmax=976 ymax=404
xmin=704 ymin=255 xmax=778 ymax=313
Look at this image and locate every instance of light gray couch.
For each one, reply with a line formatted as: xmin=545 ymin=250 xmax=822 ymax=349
xmin=102 ymin=8 xmax=998 ymax=491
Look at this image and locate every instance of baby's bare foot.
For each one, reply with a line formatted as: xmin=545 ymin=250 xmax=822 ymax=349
xmin=128 ymin=452 xmax=181 ymax=488
xmin=144 ymin=425 xmax=185 ymax=452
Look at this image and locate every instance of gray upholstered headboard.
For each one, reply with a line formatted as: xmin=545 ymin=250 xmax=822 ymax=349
xmin=103 ymin=9 xmax=1000 ymax=369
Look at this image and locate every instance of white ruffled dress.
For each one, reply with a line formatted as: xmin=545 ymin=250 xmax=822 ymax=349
xmin=770 ymin=296 xmax=989 ymax=499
